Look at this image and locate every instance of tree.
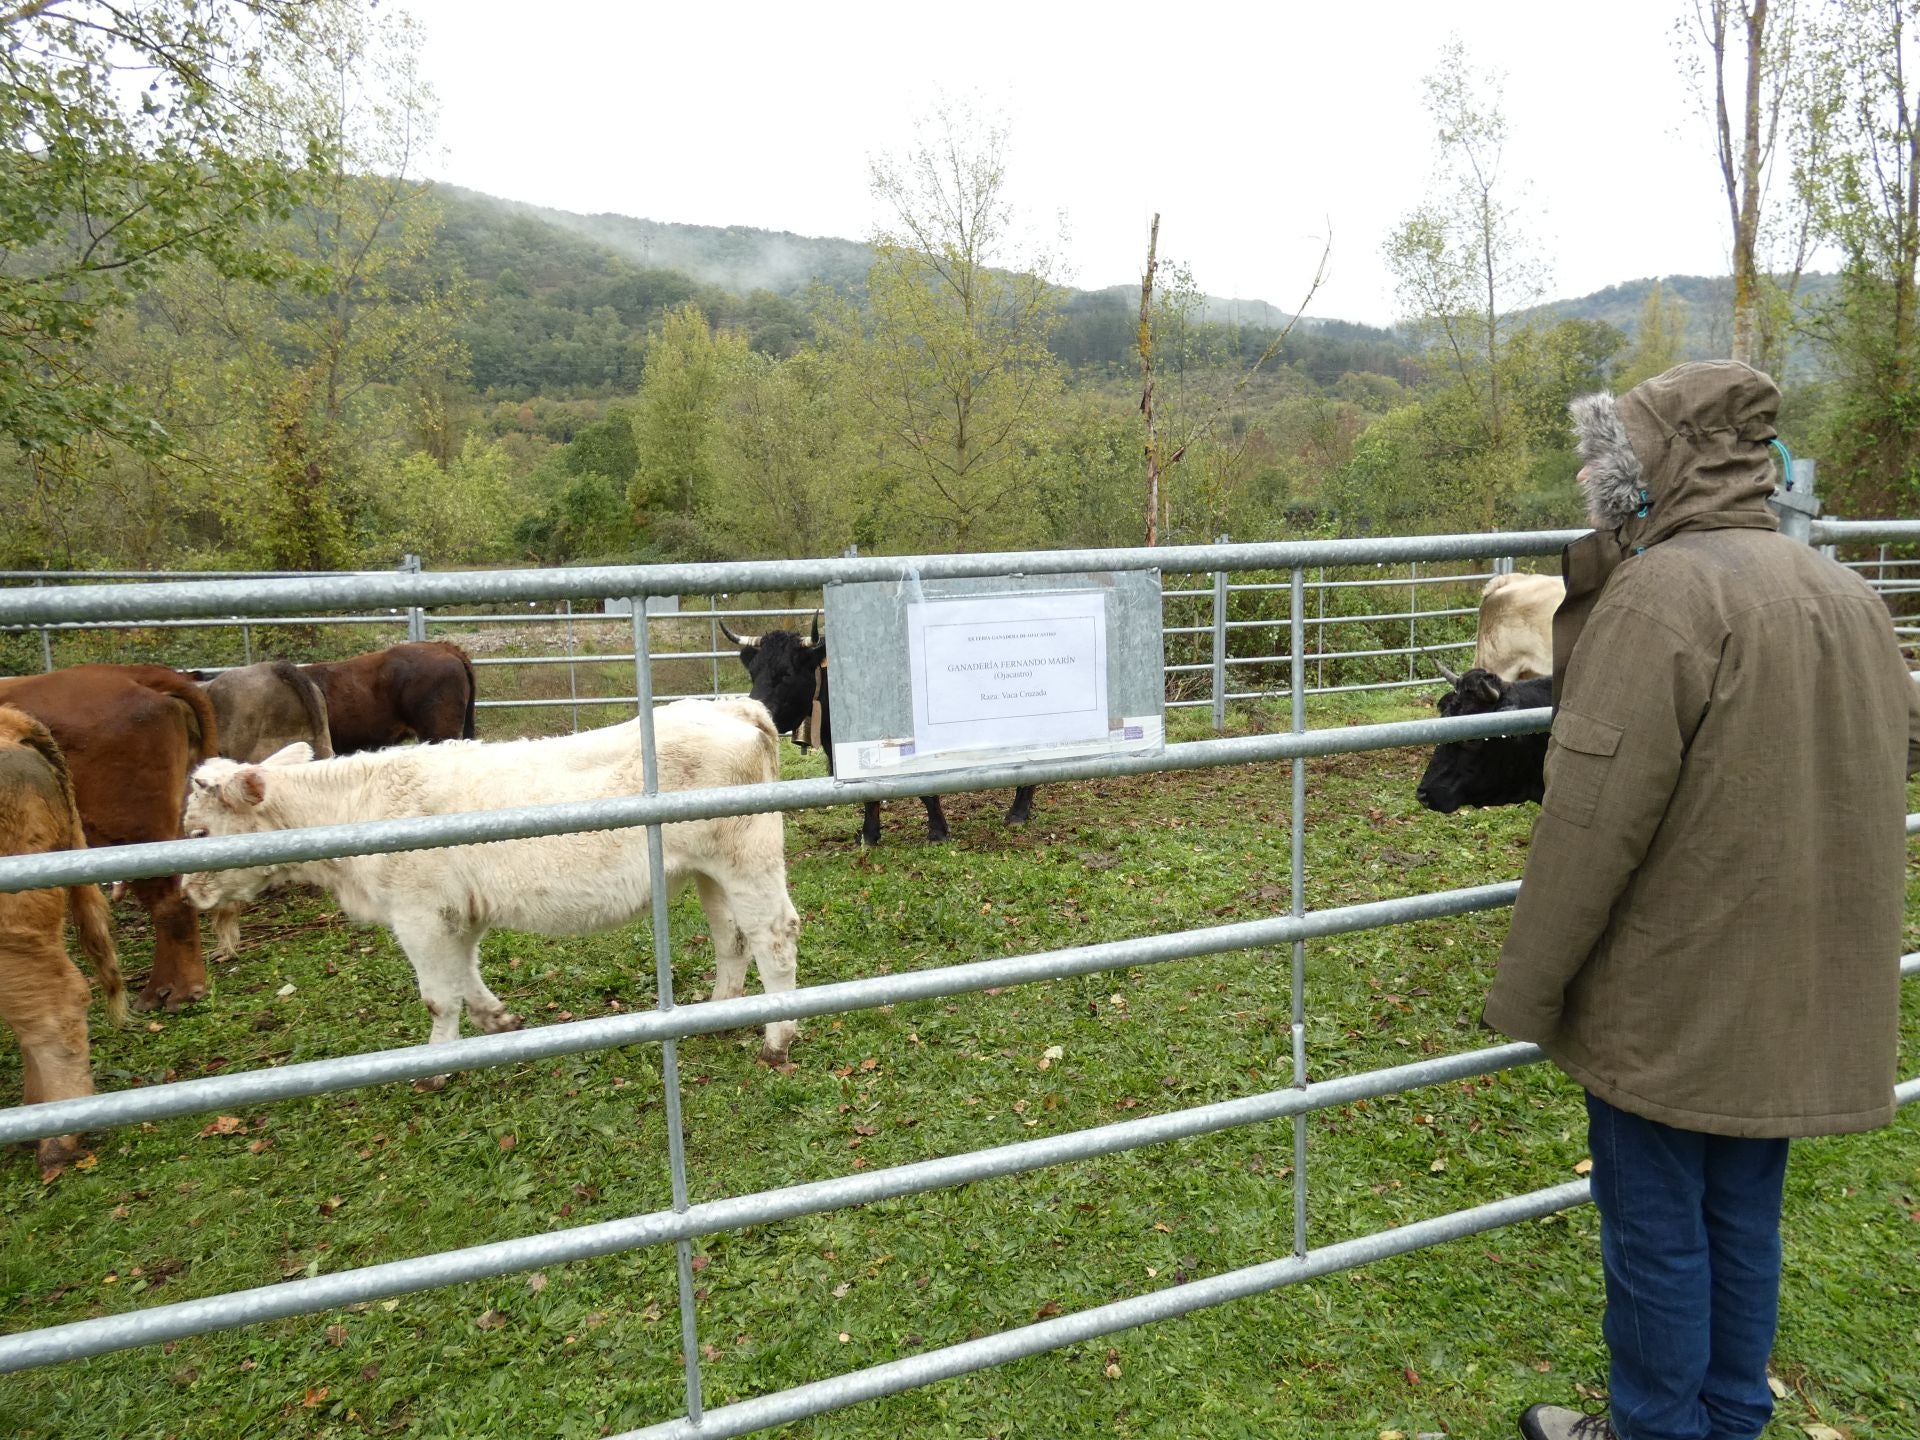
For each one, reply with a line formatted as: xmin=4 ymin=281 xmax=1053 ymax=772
xmin=1797 ymin=0 xmax=1920 ymax=514
xmin=1682 ymin=0 xmax=1811 ymax=367
xmin=629 ymin=303 xmax=751 ymax=555
xmin=1384 ymin=38 xmax=1550 ymax=528
xmin=1386 ymin=39 xmax=1545 ymax=458
xmin=1616 ymin=283 xmax=1692 ymax=388
xmin=822 ymin=103 xmax=1065 ymax=551
xmin=0 ymin=1 xmax=325 ymax=465
xmin=702 ymin=350 xmax=857 ymax=560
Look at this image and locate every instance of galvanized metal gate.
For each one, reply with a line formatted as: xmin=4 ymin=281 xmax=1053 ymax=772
xmin=0 ymin=522 xmax=1914 ymax=1439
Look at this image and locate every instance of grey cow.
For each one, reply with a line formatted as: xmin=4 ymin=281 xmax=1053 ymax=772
xmin=203 ymin=661 xmax=334 ymax=764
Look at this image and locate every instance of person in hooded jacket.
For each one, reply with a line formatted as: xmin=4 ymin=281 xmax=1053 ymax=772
xmin=1482 ymin=360 xmax=1920 ymax=1440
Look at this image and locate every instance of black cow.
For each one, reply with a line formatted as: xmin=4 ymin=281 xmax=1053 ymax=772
xmin=1414 ymin=667 xmax=1553 ymax=814
xmin=723 ymin=617 xmax=1037 ymax=845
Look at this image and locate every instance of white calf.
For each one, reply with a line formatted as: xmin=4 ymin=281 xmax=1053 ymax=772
xmin=181 ymin=700 xmax=801 ymax=1064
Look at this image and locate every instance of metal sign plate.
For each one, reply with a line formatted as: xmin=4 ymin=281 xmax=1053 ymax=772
xmin=825 ymin=570 xmax=1166 ymax=781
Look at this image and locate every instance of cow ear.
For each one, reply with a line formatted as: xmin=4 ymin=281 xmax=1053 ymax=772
xmin=224 ymin=769 xmax=269 ymax=808
xmin=262 ymin=742 xmax=312 ymax=767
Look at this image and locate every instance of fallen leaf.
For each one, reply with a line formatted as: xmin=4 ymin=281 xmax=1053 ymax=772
xmin=73 ymin=1154 xmax=97 ymax=1171
xmin=1404 ymin=1365 xmax=1421 ymax=1386
xmin=832 ymin=1281 xmax=852 ymax=1298
xmin=690 ymin=1254 xmax=710 ymax=1273
xmin=1153 ymin=1221 xmax=1171 ymax=1233
xmin=379 ymin=1299 xmax=399 ymax=1312
xmin=1803 ymin=1428 xmax=1845 ymax=1440
xmin=837 ymin=1331 xmax=851 ymax=1343
xmin=276 ymin=983 xmax=296 ymax=998
xmin=1768 ymin=1377 xmax=1788 ymax=1400
xmin=475 ymin=1309 xmax=508 ymax=1330
xmin=303 ymin=1385 xmax=329 ymax=1408
xmin=247 ymin=1138 xmax=272 ymax=1155
xmin=527 ymin=1272 xmax=548 ymax=1294
xmin=198 ymin=1115 xmax=245 ymax=1138
xmin=317 ymin=1195 xmax=344 ymax=1217
xmin=324 ymin=1324 xmax=347 ymax=1347
xmin=110 ymin=1204 xmax=130 ymax=1219
xmin=1380 ymin=1431 xmax=1408 ymax=1440
xmin=497 ymin=1134 xmax=517 ymax=1152
xmin=1042 ymin=1045 xmax=1064 ymax=1061
xmin=1573 ymin=1157 xmax=1594 ymax=1176
xmin=859 ymin=1057 xmax=878 ymax=1071
xmin=1034 ymin=1300 xmax=1061 ymax=1319
xmin=1429 ymin=1158 xmax=1448 ymax=1173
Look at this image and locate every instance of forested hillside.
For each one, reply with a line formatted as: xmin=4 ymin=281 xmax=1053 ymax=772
xmin=5 ymin=3 xmax=1914 ymax=581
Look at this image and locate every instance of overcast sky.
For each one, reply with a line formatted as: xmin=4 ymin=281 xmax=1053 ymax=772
xmin=403 ymin=0 xmax=1754 ymax=328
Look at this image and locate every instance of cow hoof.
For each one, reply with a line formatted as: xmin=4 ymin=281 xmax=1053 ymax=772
xmin=756 ymin=1046 xmax=793 ymax=1070
xmin=35 ymin=1135 xmax=88 ymax=1173
xmin=162 ymin=985 xmax=209 ymax=1013
xmin=477 ymin=1011 xmax=521 ymax=1034
xmin=411 ymin=1074 xmax=451 ymax=1093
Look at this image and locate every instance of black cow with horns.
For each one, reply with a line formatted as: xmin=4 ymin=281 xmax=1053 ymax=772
xmin=722 ymin=616 xmax=1037 ymax=844
xmin=1414 ymin=664 xmax=1553 ymax=814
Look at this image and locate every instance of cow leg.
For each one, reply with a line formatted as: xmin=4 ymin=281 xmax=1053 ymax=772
xmin=129 ymin=876 xmax=208 ymax=1013
xmin=694 ymin=875 xmax=749 ymax=1004
xmin=209 ymin=904 xmax=243 ymax=961
xmin=393 ymin=918 xmax=517 ymax=1053
xmin=920 ymin=796 xmax=951 ymax=843
xmin=1004 ymin=786 xmax=1038 ymax=826
xmin=0 ymin=942 xmax=96 ymax=1171
xmin=718 ymin=875 xmax=801 ymax=1066
xmin=859 ymin=801 xmax=884 ymax=847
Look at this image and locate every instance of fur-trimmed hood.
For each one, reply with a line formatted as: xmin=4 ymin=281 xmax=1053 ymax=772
xmin=1568 ymin=360 xmax=1783 ymax=543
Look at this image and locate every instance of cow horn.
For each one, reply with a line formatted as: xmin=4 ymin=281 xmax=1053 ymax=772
xmin=809 ymin=610 xmax=822 ymax=647
xmin=1436 ymin=661 xmax=1461 ymax=684
xmin=717 ymin=619 xmax=760 ymax=648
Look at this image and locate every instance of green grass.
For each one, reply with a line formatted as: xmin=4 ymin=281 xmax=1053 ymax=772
xmin=1 ymin=696 xmax=1915 ymax=1440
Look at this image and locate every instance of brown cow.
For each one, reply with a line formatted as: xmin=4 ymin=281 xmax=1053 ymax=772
xmin=0 ymin=705 xmax=127 ymax=1171
xmin=204 ymin=660 xmax=335 ymax=763
xmin=302 ymin=641 xmax=477 ymax=753
xmin=0 ymin=664 xmax=217 ymax=1012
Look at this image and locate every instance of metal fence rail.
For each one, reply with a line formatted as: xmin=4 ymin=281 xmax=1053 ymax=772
xmin=0 ymin=521 xmax=1916 ymax=1436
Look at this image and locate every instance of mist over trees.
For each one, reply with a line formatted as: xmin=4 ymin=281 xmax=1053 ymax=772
xmin=4 ymin=1 xmax=1913 ymax=576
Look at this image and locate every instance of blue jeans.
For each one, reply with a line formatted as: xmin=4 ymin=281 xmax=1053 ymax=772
xmin=1585 ymin=1092 xmax=1790 ymax=1440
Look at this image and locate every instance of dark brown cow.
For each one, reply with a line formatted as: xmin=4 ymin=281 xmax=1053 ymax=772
xmin=0 ymin=664 xmax=217 ymax=1012
xmin=301 ymin=641 xmax=477 ymax=753
xmin=0 ymin=704 xmax=126 ymax=1172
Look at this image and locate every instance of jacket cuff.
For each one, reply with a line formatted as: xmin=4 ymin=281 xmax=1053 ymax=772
xmin=1480 ymin=987 xmax=1560 ymax=1046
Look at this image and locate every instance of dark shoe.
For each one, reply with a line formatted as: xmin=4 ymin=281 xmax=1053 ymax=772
xmin=1518 ymin=1403 xmax=1615 ymax=1440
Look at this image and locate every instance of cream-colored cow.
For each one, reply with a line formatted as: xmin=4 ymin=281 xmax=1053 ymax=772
xmin=1472 ymin=572 xmax=1566 ymax=681
xmin=181 ymin=700 xmax=801 ymax=1065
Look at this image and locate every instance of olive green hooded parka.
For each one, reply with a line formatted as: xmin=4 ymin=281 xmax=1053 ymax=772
xmin=1483 ymin=361 xmax=1920 ymax=1138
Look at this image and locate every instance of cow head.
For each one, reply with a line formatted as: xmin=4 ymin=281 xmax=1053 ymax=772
xmin=180 ymin=743 xmax=313 ymax=909
xmin=722 ymin=614 xmax=824 ymax=739
xmin=1414 ymin=668 xmax=1552 ymax=814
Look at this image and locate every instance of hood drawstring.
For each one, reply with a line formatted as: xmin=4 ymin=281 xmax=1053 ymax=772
xmin=1633 ymin=488 xmax=1650 ymax=554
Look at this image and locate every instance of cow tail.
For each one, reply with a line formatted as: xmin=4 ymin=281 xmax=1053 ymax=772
xmin=456 ymin=645 xmax=478 ymax=740
xmin=279 ymin=660 xmax=335 ymax=758
xmin=69 ymin=875 xmax=127 ymax=1027
xmin=18 ymin=715 xmax=128 ymax=1026
xmin=136 ymin=668 xmax=221 ymax=765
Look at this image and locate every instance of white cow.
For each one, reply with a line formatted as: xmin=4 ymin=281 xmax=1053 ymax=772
xmin=180 ymin=699 xmax=801 ymax=1065
xmin=1471 ymin=571 xmax=1566 ymax=681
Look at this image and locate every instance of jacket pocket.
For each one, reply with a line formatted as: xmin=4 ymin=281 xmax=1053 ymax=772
xmin=1543 ymin=708 xmax=1623 ymax=828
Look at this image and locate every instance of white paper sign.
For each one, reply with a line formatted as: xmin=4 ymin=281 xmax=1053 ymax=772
xmin=906 ymin=591 xmax=1109 ymax=757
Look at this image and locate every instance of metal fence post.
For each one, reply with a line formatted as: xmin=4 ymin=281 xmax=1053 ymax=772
xmin=1211 ymin=537 xmax=1229 ymax=732
xmin=1314 ymin=566 xmax=1326 ymax=695
xmin=240 ymin=618 xmax=254 ymax=666
xmin=1406 ymin=561 xmax=1419 ymax=683
xmin=33 ymin=580 xmax=52 ymax=671
xmin=1289 ymin=567 xmax=1309 ymax=1258
xmin=631 ymin=595 xmax=706 ymax=1427
xmin=402 ymin=554 xmax=426 ymax=641
xmin=1772 ymin=461 xmax=1820 ymax=547
xmin=563 ymin=598 xmax=579 ymax=734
